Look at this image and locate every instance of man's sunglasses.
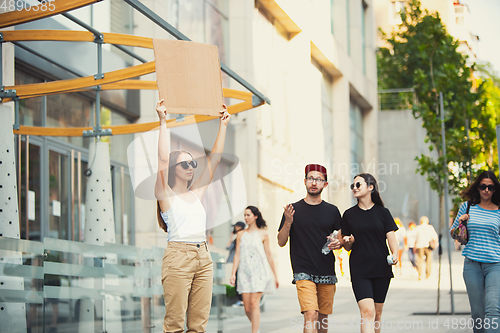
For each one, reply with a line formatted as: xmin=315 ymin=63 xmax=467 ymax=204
xmin=479 ymin=184 xmax=496 ymax=191
xmin=350 ymin=182 xmax=362 ymax=190
xmin=175 ymin=160 xmax=198 ymax=169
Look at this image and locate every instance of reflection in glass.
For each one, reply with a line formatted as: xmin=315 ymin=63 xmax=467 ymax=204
xmin=46 ymin=93 xmax=92 ymax=148
xmin=20 ymin=140 xmax=41 ymax=241
xmin=49 ymin=150 xmax=69 ymax=240
xmin=16 ymin=71 xmax=43 ymax=127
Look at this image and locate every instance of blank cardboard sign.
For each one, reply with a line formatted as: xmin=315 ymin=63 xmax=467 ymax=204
xmin=153 ymin=39 xmax=224 ymax=117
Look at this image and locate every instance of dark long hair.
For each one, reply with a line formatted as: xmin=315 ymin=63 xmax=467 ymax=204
xmin=246 ymin=206 xmax=267 ymax=229
xmin=461 ymin=170 xmax=500 ymax=206
xmin=157 ymin=150 xmax=195 ymax=233
xmin=354 ymin=173 xmax=385 ymax=207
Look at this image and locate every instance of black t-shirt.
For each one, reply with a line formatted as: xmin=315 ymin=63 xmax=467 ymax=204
xmin=341 ymin=204 xmax=398 ymax=279
xmin=278 ymin=199 xmax=342 ymax=277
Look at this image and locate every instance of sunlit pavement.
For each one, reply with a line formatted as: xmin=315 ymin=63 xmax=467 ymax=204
xmin=208 ymin=249 xmax=473 ymax=333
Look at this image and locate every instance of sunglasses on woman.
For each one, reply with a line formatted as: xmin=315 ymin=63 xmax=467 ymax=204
xmin=175 ymin=160 xmax=198 ymax=169
xmin=479 ymin=184 xmax=496 ymax=191
xmin=350 ymin=182 xmax=362 ymax=190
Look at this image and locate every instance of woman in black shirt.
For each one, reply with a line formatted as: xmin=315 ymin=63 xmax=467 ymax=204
xmin=341 ymin=173 xmax=399 ymax=333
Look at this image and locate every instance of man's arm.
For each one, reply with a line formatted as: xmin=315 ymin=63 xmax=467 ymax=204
xmin=278 ymin=204 xmax=294 ymax=247
xmin=277 ymin=222 xmax=291 ymax=247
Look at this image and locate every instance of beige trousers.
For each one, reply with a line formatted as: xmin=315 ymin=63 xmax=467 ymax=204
xmin=416 ymin=247 xmax=432 ymax=279
xmin=161 ymin=241 xmax=213 ymax=333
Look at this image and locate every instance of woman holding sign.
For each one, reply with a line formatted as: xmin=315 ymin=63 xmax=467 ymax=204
xmin=155 ymin=99 xmax=230 ymax=333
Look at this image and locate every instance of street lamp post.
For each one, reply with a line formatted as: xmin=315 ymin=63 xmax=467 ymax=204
xmin=440 ymin=92 xmax=455 ymax=315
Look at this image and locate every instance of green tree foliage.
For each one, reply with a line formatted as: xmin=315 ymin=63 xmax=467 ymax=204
xmin=377 ymin=0 xmax=496 ymax=216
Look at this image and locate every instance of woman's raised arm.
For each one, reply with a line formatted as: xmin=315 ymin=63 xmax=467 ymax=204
xmin=155 ymin=99 xmax=174 ymax=212
xmin=191 ymin=105 xmax=231 ymax=198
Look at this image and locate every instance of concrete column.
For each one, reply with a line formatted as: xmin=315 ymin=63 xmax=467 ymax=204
xmin=0 ymin=105 xmax=26 ymax=333
xmin=84 ymin=141 xmax=116 ymax=245
xmin=80 ymin=140 xmax=122 ymax=333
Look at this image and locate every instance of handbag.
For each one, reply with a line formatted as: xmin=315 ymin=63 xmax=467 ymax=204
xmin=451 ymin=201 xmax=470 ymax=245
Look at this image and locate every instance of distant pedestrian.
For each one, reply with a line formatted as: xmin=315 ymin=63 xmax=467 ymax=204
xmin=415 ymin=216 xmax=438 ymax=280
xmin=227 ymin=221 xmax=246 ymax=306
xmin=277 ymin=164 xmax=342 ymax=333
xmin=450 ymin=170 xmax=500 ymax=333
xmin=394 ymin=218 xmax=407 ymax=274
xmin=230 ymin=206 xmax=278 ymax=333
xmin=227 ymin=221 xmax=246 ymax=263
xmin=406 ymin=221 xmax=417 ymax=269
xmin=341 ymin=173 xmax=399 ymax=333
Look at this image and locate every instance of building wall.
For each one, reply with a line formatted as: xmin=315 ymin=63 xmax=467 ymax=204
xmin=378 ymin=109 xmax=440 ymax=228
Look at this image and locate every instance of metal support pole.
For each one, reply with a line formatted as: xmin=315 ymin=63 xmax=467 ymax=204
xmin=440 ymin=92 xmax=455 ymax=314
xmin=95 ymin=40 xmax=102 ymax=135
xmin=62 ymin=12 xmax=101 ymax=36
xmin=14 ymin=98 xmax=19 ymax=130
xmin=95 ymin=87 xmax=101 ymax=134
xmin=113 ymin=44 xmax=147 ymax=63
xmin=0 ymin=37 xmax=3 ymax=91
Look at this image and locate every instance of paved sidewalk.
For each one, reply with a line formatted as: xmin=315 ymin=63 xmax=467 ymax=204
xmin=208 ymin=249 xmax=473 ymax=333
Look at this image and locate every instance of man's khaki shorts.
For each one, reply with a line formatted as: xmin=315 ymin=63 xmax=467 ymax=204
xmin=296 ymin=280 xmax=336 ymax=315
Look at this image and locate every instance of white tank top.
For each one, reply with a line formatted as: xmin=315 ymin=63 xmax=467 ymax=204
xmin=161 ymin=191 xmax=207 ymax=243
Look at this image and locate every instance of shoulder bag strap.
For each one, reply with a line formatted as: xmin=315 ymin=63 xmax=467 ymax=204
xmin=463 ymin=201 xmax=470 ymax=227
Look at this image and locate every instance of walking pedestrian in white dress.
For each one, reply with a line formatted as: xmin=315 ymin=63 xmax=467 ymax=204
xmin=230 ymin=206 xmax=279 ymax=333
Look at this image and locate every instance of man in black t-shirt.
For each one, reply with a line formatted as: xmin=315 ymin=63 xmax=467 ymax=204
xmin=278 ymin=164 xmax=342 ymax=333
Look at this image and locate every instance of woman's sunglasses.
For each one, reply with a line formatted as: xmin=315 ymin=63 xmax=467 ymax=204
xmin=479 ymin=184 xmax=496 ymax=191
xmin=175 ymin=160 xmax=198 ymax=170
xmin=350 ymin=182 xmax=362 ymax=190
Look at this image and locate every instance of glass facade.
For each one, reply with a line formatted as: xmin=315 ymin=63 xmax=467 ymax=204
xmin=15 ymin=68 xmax=135 ymax=245
xmin=0 ymin=236 xmax=228 ymax=333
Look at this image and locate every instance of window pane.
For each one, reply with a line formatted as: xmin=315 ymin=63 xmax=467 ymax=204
xmin=46 ymin=93 xmax=92 ymax=148
xmin=48 ymin=150 xmax=69 ymax=240
xmin=20 ymin=141 xmax=42 ymax=240
xmin=16 ymin=71 xmax=43 ymax=127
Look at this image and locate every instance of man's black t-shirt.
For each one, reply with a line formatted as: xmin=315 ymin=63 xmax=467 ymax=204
xmin=278 ymin=199 xmax=341 ymax=282
xmin=341 ymin=204 xmax=398 ymax=279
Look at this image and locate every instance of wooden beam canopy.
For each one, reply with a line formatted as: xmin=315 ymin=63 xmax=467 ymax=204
xmin=1 ymin=4 xmax=266 ymax=137
xmin=4 ymin=62 xmax=156 ymax=97
xmin=0 ymin=0 xmax=103 ymax=29
xmin=12 ymin=99 xmax=264 ymax=137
